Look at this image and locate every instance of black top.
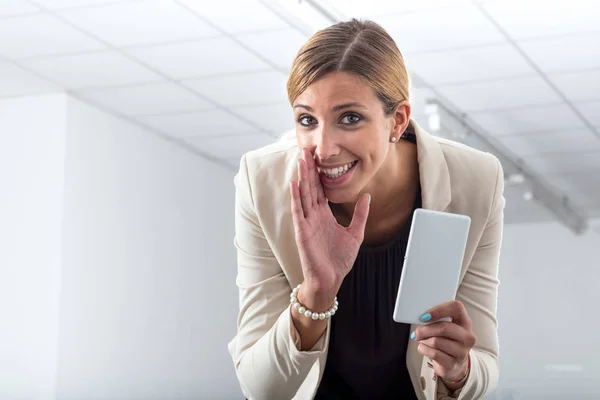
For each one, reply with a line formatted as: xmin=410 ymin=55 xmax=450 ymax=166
xmin=315 ymin=130 xmax=420 ymax=400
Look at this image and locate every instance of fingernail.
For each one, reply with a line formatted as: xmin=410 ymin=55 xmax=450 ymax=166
xmin=420 ymin=313 xmax=432 ymax=322
xmin=367 ymin=194 xmax=371 ymax=204
xmin=410 ymin=331 xmax=416 ymax=340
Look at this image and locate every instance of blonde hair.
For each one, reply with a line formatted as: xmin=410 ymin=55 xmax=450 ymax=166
xmin=287 ymin=19 xmax=411 ymax=116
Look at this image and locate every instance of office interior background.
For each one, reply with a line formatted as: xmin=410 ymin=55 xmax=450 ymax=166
xmin=0 ymin=0 xmax=599 ymax=399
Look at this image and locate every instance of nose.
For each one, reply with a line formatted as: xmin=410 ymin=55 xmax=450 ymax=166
xmin=309 ymin=126 xmax=340 ymax=161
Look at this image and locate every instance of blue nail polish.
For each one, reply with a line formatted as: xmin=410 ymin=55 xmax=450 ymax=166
xmin=420 ymin=313 xmax=432 ymax=322
xmin=410 ymin=331 xmax=416 ymax=340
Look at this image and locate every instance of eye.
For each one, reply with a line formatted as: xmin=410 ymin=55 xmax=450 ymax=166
xmin=298 ymin=115 xmax=317 ymax=127
xmin=340 ymin=113 xmax=361 ymax=125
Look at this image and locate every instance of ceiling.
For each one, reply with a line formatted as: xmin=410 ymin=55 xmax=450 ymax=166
xmin=0 ymin=0 xmax=599 ymax=225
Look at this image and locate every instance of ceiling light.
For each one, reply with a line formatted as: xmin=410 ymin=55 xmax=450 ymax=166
xmin=507 ymin=173 xmax=526 ymax=185
xmin=424 ymin=101 xmax=440 ymax=132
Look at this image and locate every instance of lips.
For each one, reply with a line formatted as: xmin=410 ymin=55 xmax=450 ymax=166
xmin=318 ymin=160 xmax=358 ymax=179
xmin=318 ymin=160 xmax=358 ymax=186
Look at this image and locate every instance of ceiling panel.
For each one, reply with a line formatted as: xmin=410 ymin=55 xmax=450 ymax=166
xmin=480 ymin=0 xmax=599 ymax=40
xmin=127 ymin=37 xmax=271 ymax=79
xmin=30 ymin=0 xmax=138 ymax=9
xmin=236 ymin=28 xmax=307 ymax=70
xmin=552 ymin=179 xmax=600 ymax=212
xmin=582 ymin=195 xmax=600 ymax=213
xmin=437 ymin=76 xmax=561 ymax=112
xmin=327 ymin=0 xmax=471 ymax=18
xmin=20 ymin=51 xmax=163 ymax=89
xmin=177 ymin=0 xmax=288 ymax=34
xmin=375 ymin=5 xmax=504 ymax=54
xmin=0 ymin=62 xmax=60 ymax=97
xmin=0 ymin=13 xmax=105 ymax=59
xmin=552 ymin=170 xmax=600 ymax=194
xmin=58 ymin=0 xmax=219 ymax=47
xmin=503 ymin=185 xmax=557 ymax=224
xmin=0 ymin=0 xmax=39 ymax=16
xmin=519 ymin=33 xmax=600 ymax=73
xmin=468 ymin=103 xmax=584 ymax=135
xmin=183 ymin=70 xmax=288 ymax=107
xmin=525 ymin=150 xmax=600 ymax=174
xmin=408 ymin=44 xmax=535 ymax=85
xmin=556 ymin=190 xmax=594 ymax=212
xmin=183 ymin=133 xmax=276 ymax=160
xmin=231 ymin=102 xmax=294 ymax=135
xmin=78 ymin=82 xmax=214 ymax=116
xmin=546 ymin=180 xmax=593 ymax=208
xmin=549 ymin=69 xmax=600 ymax=103
xmin=136 ymin=109 xmax=260 ymax=138
xmin=226 ymin=157 xmax=242 ymax=169
xmin=584 ymin=200 xmax=600 ymax=216
xmin=497 ymin=128 xmax=600 ymax=157
xmin=575 ymin=100 xmax=600 ymax=127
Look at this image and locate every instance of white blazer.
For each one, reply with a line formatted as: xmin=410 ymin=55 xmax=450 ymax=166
xmin=228 ymin=120 xmax=504 ymax=400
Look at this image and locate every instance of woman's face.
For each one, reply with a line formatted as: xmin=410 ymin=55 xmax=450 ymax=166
xmin=293 ymin=71 xmax=408 ymax=204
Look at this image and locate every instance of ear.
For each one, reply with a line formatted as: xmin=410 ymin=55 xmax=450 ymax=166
xmin=391 ymin=101 xmax=411 ymax=135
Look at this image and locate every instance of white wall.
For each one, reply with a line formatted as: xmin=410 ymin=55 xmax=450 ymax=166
xmin=0 ymin=94 xmax=66 ymax=399
xmin=56 ymin=98 xmax=239 ymax=400
xmin=0 ymin=93 xmax=240 ymax=400
xmin=493 ymin=221 xmax=600 ymax=399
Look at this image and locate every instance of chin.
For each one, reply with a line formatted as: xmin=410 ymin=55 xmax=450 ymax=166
xmin=323 ymin=187 xmax=361 ymax=205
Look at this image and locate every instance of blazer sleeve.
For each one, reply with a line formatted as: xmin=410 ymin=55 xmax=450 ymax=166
xmin=228 ymin=154 xmax=327 ymax=400
xmin=438 ymin=156 xmax=505 ymax=400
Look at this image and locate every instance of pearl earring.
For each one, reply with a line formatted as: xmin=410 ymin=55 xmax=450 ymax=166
xmin=390 ymin=136 xmax=397 ymax=143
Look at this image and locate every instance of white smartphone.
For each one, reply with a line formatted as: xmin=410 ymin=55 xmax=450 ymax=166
xmin=393 ymin=208 xmax=471 ymax=325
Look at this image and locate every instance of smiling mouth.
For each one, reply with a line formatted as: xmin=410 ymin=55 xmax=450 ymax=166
xmin=318 ymin=160 xmax=358 ymax=179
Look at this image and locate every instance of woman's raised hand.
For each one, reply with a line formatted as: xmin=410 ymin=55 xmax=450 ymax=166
xmin=289 ymin=148 xmax=370 ymax=310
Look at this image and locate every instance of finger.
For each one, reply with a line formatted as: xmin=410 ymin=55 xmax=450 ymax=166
xmin=290 ymin=180 xmax=305 ymax=227
xmin=413 ymin=322 xmax=474 ymax=347
xmin=303 ymin=148 xmax=320 ymax=205
xmin=310 ymin=152 xmax=326 ymax=204
xmin=419 ymin=336 xmax=467 ymax=360
xmin=348 ymin=193 xmax=371 ymax=239
xmin=298 ymin=159 xmax=312 ymax=217
xmin=417 ymin=342 xmax=455 ymax=371
xmin=315 ymin=165 xmax=326 ymax=205
xmin=422 ymin=300 xmax=472 ymax=329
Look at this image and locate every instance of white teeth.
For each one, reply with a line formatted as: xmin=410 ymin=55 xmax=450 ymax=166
xmin=322 ymin=161 xmax=356 ymax=179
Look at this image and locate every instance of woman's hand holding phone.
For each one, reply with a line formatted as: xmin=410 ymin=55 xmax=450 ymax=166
xmin=412 ymin=301 xmax=477 ymax=391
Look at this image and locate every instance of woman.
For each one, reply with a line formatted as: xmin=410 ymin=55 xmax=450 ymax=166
xmin=228 ymin=19 xmax=504 ymax=400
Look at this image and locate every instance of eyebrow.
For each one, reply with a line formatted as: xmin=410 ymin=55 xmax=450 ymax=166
xmin=293 ymin=102 xmax=368 ymax=112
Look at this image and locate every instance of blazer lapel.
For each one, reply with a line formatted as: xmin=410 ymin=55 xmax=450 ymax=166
xmin=406 ymin=120 xmax=453 ymax=399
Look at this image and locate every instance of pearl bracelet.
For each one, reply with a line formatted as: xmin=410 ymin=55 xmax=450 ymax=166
xmin=290 ymin=284 xmax=338 ymax=320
